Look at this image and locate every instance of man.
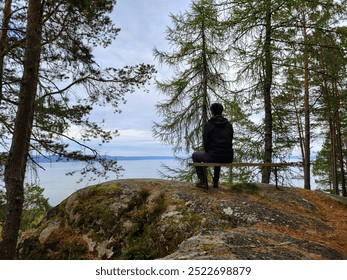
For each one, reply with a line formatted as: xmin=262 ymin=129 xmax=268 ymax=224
xmin=192 ymin=103 xmax=234 ymax=188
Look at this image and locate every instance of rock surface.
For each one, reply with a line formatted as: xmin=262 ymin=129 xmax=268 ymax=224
xmin=17 ymin=179 xmax=347 ymax=260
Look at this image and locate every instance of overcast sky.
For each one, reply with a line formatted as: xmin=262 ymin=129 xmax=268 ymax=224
xmin=90 ymin=0 xmax=191 ymax=156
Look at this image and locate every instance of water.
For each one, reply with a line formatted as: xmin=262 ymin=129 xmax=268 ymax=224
xmin=25 ymin=159 xmax=179 ymax=206
xmin=2 ymin=159 xmax=315 ymax=206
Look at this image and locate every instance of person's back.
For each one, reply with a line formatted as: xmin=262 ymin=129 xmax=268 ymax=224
xmin=204 ymin=114 xmax=233 ymax=160
xmin=192 ymin=103 xmax=233 ymax=188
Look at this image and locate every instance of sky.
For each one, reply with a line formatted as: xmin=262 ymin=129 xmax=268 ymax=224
xmin=88 ymin=0 xmax=326 ymax=159
xmin=90 ymin=0 xmax=192 ymax=156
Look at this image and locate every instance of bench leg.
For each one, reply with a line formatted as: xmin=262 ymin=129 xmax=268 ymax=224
xmin=229 ymin=166 xmax=233 ymax=185
xmin=203 ymin=167 xmax=209 ymax=190
xmin=275 ymin=166 xmax=278 ymax=189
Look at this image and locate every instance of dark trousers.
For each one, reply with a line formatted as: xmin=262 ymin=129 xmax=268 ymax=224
xmin=192 ymin=151 xmax=232 ymax=182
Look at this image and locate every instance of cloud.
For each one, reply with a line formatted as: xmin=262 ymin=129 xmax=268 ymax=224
xmin=88 ymin=0 xmax=192 ymax=156
xmin=95 ymin=0 xmax=190 ymax=67
xmin=115 ymin=129 xmax=154 ymax=143
xmin=103 ymin=128 xmax=174 ymax=156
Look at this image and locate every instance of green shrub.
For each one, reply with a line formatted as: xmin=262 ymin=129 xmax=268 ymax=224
xmin=0 ymin=184 xmax=51 ymax=232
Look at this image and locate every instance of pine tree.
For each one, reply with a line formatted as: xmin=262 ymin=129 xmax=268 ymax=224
xmin=0 ymin=0 xmax=155 ymax=259
xmin=226 ymin=0 xmax=280 ymax=183
xmin=226 ymin=0 xmax=347 ymax=189
xmin=277 ymin=0 xmax=347 ymax=190
xmin=311 ymin=27 xmax=347 ymax=196
xmin=0 ymin=0 xmax=44 ymax=260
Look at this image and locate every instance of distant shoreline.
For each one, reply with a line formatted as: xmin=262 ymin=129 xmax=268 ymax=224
xmin=113 ymin=156 xmax=175 ymax=161
xmin=31 ymin=155 xmax=176 ymax=163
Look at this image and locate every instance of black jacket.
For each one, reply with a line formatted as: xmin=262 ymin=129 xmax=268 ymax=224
xmin=203 ymin=115 xmax=234 ymax=161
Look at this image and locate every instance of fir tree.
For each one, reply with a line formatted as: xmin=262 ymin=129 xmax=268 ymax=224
xmin=153 ymin=0 xmax=232 ymax=160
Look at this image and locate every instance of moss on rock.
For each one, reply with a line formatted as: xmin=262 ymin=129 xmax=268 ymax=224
xmin=17 ymin=179 xmax=347 ymax=260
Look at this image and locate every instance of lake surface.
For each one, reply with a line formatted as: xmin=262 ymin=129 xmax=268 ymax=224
xmin=25 ymin=158 xmax=179 ymax=206
xmin=1 ymin=158 xmax=314 ymax=206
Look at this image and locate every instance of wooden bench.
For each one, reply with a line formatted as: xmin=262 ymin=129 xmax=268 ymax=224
xmin=189 ymin=162 xmax=303 ymax=189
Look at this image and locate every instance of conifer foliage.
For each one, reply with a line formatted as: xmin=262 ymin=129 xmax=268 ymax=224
xmin=153 ymin=0 xmax=231 ymax=155
xmin=0 ymin=0 xmax=155 ymax=259
xmin=154 ymin=0 xmax=347 ymax=194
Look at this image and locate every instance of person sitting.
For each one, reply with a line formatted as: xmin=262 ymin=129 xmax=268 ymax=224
xmin=192 ymin=103 xmax=234 ymax=188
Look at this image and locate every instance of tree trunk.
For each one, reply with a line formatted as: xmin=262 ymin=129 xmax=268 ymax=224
xmin=330 ymin=120 xmax=339 ymax=195
xmin=0 ymin=0 xmax=44 ymax=260
xmin=334 ymin=80 xmax=345 ymax=196
xmin=336 ymin=117 xmax=345 ymax=196
xmin=303 ymin=19 xmax=311 ymax=190
xmin=201 ymin=14 xmax=209 ymax=137
xmin=261 ymin=1 xmax=273 ymax=184
xmin=0 ymin=0 xmax=12 ymax=100
xmin=294 ymin=97 xmax=305 ymax=164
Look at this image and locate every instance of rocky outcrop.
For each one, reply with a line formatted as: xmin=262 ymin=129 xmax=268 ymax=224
xmin=17 ymin=179 xmax=347 ymax=260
